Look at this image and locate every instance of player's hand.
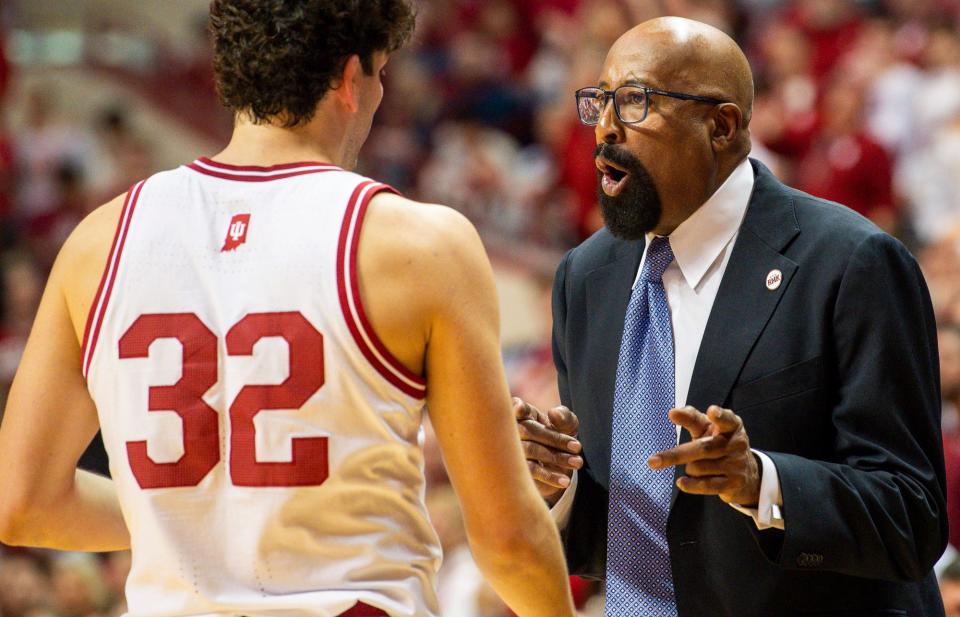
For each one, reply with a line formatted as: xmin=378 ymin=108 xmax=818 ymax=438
xmin=513 ymin=397 xmax=583 ymax=506
xmin=648 ymin=405 xmax=761 ymax=506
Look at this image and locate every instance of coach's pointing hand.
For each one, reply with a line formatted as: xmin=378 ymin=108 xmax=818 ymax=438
xmin=649 ymin=405 xmax=761 ymax=507
xmin=514 ymin=398 xmax=583 ymax=506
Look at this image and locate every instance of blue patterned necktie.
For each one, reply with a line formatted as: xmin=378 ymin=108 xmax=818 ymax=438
xmin=606 ymin=236 xmax=678 ymax=617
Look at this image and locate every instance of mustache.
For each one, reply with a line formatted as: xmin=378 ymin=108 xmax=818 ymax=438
xmin=594 ymin=143 xmax=643 ymax=171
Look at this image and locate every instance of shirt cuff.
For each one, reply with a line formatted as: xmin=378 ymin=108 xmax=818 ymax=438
xmin=728 ymin=449 xmax=784 ymax=530
xmin=549 ymin=470 xmax=578 ymax=530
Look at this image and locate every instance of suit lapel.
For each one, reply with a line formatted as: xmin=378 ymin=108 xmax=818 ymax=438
xmin=583 ymin=239 xmax=643 ymax=488
xmin=672 ymin=161 xmax=801 ymax=509
xmin=686 ymin=160 xmax=801 ymax=414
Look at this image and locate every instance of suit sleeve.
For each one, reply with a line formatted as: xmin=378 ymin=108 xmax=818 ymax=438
xmin=553 ymin=249 xmax=572 ymax=410
xmin=552 ymin=249 xmax=609 ymax=579
xmin=763 ymin=232 xmax=947 ymax=582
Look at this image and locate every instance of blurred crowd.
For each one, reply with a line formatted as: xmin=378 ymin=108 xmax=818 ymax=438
xmin=2 ymin=0 xmax=960 ymax=615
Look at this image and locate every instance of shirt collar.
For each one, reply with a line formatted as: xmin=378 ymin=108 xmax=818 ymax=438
xmin=648 ymin=157 xmax=754 ymax=290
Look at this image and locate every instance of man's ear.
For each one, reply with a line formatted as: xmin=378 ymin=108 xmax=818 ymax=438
xmin=710 ymin=103 xmax=743 ymax=152
xmin=332 ymin=54 xmax=363 ymax=114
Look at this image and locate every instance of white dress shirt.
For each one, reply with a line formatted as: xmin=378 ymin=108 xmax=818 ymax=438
xmin=552 ymin=157 xmax=785 ymax=531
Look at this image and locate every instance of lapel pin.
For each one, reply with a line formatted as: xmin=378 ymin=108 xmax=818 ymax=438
xmin=766 ymin=269 xmax=783 ymax=291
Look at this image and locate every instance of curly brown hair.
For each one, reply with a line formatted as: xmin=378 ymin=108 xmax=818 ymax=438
xmin=209 ymin=0 xmax=416 ymax=127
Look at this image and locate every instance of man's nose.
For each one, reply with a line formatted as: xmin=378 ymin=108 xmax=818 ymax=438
xmin=596 ymin=97 xmax=625 ymax=145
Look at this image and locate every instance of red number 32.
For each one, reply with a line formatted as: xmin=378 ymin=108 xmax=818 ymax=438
xmin=119 ymin=312 xmax=328 ymax=489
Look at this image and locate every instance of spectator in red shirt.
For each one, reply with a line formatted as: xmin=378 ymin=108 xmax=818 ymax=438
xmin=0 ymin=253 xmax=43 ymax=411
xmin=752 ymin=22 xmax=820 ymax=161
xmin=25 ymin=162 xmax=88 ymax=273
xmin=0 ymin=117 xmax=14 ymax=237
xmin=794 ymin=79 xmax=897 ymax=231
xmin=0 ymin=29 xmax=9 ymax=102
xmin=780 ymin=0 xmax=865 ymax=81
xmin=0 ymin=25 xmax=12 ymax=236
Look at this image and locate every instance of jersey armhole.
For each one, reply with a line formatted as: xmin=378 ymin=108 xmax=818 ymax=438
xmin=336 ymin=181 xmax=428 ymax=400
xmin=80 ymin=180 xmax=145 ymax=379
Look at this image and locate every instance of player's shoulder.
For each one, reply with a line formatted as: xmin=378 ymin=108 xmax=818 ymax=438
xmin=372 ymin=190 xmax=475 ymax=227
xmin=57 ymin=167 xmax=185 ymax=265
xmin=56 ymin=193 xmax=127 ymax=279
xmin=360 ymin=192 xmax=489 ymax=292
xmin=49 ymin=192 xmax=128 ymax=337
xmin=365 ymin=192 xmax=483 ymax=260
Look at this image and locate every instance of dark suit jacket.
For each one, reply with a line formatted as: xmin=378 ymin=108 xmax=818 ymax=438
xmin=553 ymin=159 xmax=947 ymax=617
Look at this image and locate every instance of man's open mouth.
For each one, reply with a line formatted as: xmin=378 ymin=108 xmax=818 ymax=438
xmin=597 ymin=156 xmax=631 ymax=197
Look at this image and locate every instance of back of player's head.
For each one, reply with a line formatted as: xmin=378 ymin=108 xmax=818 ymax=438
xmin=209 ymin=0 xmax=416 ymax=128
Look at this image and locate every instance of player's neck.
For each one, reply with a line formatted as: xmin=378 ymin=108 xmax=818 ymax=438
xmin=213 ymin=115 xmax=345 ymax=168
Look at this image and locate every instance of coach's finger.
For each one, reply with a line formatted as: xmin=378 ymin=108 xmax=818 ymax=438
xmin=523 ymin=441 xmax=583 ymax=470
xmin=675 ymin=475 xmax=731 ymax=495
xmin=667 ymin=406 xmax=712 ymax=439
xmin=546 ymin=405 xmax=580 ymax=439
xmin=527 ymin=460 xmax=573 ymax=489
xmin=518 ymin=419 xmax=582 ymax=453
xmin=513 ymin=397 xmax=547 ymax=425
xmin=684 ymin=458 xmax=730 ymax=477
xmin=706 ymin=405 xmax=743 ymax=435
xmin=648 ymin=433 xmax=730 ymax=469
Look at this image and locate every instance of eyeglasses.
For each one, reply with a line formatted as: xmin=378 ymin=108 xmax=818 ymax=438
xmin=575 ymin=85 xmax=728 ymax=125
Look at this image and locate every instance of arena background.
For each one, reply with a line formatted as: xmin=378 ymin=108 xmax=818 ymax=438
xmin=1 ymin=0 xmax=959 ymax=615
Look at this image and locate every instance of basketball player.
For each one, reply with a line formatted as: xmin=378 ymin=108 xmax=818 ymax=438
xmin=0 ymin=2 xmax=576 ymax=616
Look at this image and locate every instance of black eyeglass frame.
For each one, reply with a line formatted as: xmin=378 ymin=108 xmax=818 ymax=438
xmin=575 ymin=85 xmax=728 ymax=125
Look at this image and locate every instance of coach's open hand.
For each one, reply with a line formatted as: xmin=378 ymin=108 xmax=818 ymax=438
xmin=513 ymin=398 xmax=583 ymax=505
xmin=649 ymin=405 xmax=761 ymax=507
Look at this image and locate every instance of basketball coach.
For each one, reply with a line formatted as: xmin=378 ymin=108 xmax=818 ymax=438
xmin=514 ymin=16 xmax=948 ymax=617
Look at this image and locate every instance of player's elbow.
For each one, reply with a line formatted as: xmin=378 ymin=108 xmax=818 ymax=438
xmin=467 ymin=528 xmax=536 ymax=577
xmin=0 ymin=478 xmax=50 ymax=546
xmin=0 ymin=497 xmax=34 ymax=546
xmin=467 ymin=525 xmax=526 ymax=558
xmin=464 ymin=518 xmax=556 ymax=574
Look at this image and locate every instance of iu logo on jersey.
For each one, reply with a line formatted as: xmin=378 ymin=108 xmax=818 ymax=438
xmin=222 ymin=214 xmax=251 ymax=252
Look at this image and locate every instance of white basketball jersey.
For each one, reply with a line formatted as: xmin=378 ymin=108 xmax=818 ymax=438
xmin=82 ymin=158 xmax=440 ymax=617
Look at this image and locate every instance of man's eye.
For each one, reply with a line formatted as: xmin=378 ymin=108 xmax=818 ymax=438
xmin=622 ymin=92 xmax=645 ymax=105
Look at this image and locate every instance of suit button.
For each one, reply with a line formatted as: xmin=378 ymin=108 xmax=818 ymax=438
xmin=797 ymin=553 xmax=823 ymax=567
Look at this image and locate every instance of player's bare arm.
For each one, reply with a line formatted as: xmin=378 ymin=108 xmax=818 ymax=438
xmin=0 ymin=195 xmax=129 ymax=551
xmin=359 ymin=193 xmax=577 ymax=617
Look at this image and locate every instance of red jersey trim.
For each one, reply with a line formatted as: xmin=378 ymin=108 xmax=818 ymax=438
xmin=81 ymin=180 xmax=145 ymax=378
xmin=337 ymin=181 xmax=427 ymax=400
xmin=196 ymin=157 xmax=339 ymax=172
xmin=185 ymin=158 xmax=341 ymax=182
xmin=337 ymin=601 xmax=390 ymax=616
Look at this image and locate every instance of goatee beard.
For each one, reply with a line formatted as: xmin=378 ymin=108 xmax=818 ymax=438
xmin=595 ymin=144 xmax=662 ymax=241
